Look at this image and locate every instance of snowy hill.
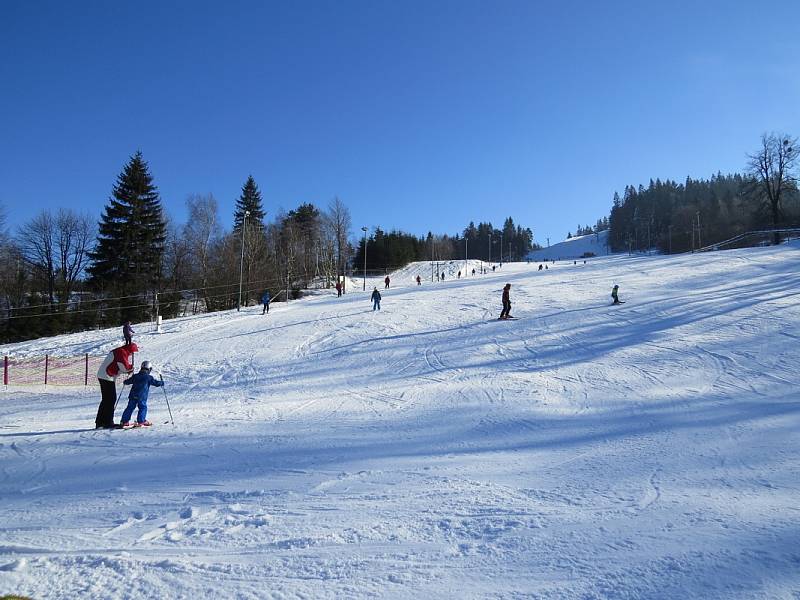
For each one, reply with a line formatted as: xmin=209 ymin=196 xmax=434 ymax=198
xmin=1 ymin=244 xmax=799 ymax=599
xmin=528 ymin=229 xmax=610 ymax=261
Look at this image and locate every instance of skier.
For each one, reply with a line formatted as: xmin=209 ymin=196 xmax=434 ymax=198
xmin=335 ymin=280 xmax=342 ymax=297
xmin=371 ymin=286 xmax=382 ymax=311
xmin=472 ymin=268 xmax=475 ymax=276
xmin=441 ymin=272 xmax=445 ymax=281
xmin=499 ymin=283 xmax=512 ymax=319
xmin=122 ymin=320 xmax=134 ymax=345
xmin=261 ymin=290 xmax=270 ymax=314
xmin=611 ymin=284 xmax=622 ymax=304
xmin=458 ymin=270 xmax=461 ymax=279
xmin=385 ymin=276 xmax=390 ymax=289
xmin=120 ymin=360 xmax=164 ymax=428
xmin=492 ymin=265 xmax=496 ymax=272
xmin=95 ymin=342 xmax=137 ymax=429
xmin=416 ymin=275 xmax=421 ymax=286
xmin=538 ymin=264 xmax=543 ymax=271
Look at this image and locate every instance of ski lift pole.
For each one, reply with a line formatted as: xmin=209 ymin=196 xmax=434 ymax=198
xmin=160 ymin=374 xmax=175 ymax=426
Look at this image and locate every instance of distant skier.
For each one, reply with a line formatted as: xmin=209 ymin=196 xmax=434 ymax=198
xmin=611 ymin=284 xmax=623 ymax=305
xmin=492 ymin=265 xmax=496 ymax=272
xmin=385 ymin=276 xmax=390 ymax=289
xmin=95 ymin=342 xmax=137 ymax=429
xmin=371 ymin=287 xmax=382 ymax=311
xmin=335 ymin=281 xmax=342 ymax=297
xmin=416 ymin=275 xmax=421 ymax=286
xmin=458 ymin=270 xmax=461 ymax=279
xmin=120 ymin=360 xmax=164 ymax=428
xmin=538 ymin=264 xmax=543 ymax=271
xmin=261 ymin=290 xmax=270 ymax=314
xmin=440 ymin=272 xmax=445 ymax=281
xmin=499 ymin=284 xmax=512 ymax=319
xmin=122 ymin=320 xmax=134 ymax=345
xmin=472 ymin=268 xmax=475 ymax=276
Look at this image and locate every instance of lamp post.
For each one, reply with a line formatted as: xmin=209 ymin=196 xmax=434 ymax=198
xmin=500 ymin=231 xmax=504 ymax=265
xmin=465 ymin=237 xmax=468 ymax=275
xmin=487 ymin=232 xmax=491 ymax=272
xmin=237 ymin=210 xmax=250 ymax=311
xmin=361 ymin=226 xmax=368 ymax=291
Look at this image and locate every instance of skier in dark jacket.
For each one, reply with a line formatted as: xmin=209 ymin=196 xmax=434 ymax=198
xmin=261 ymin=290 xmax=270 ymax=314
xmin=120 ymin=361 xmax=164 ymax=428
xmin=416 ymin=275 xmax=421 ymax=286
xmin=611 ymin=284 xmax=621 ymax=304
xmin=123 ymin=320 xmax=134 ymax=345
xmin=499 ymin=283 xmax=512 ymax=319
xmin=384 ymin=276 xmax=390 ymax=289
xmin=335 ymin=281 xmax=342 ymax=297
xmin=371 ymin=287 xmax=382 ymax=311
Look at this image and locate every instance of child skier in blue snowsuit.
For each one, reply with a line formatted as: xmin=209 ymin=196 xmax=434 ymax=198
xmin=120 ymin=361 xmax=164 ymax=428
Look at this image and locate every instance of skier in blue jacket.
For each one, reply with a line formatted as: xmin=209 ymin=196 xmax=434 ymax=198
xmin=120 ymin=361 xmax=164 ymax=428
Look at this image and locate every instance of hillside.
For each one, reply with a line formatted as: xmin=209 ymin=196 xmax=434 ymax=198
xmin=527 ymin=229 xmax=610 ymax=261
xmin=1 ymin=244 xmax=799 ymax=599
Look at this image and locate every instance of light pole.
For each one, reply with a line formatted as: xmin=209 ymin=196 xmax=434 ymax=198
xmin=361 ymin=226 xmax=368 ymax=291
xmin=500 ymin=231 xmax=504 ymax=265
xmin=237 ymin=210 xmax=249 ymax=311
xmin=465 ymin=237 xmax=468 ymax=275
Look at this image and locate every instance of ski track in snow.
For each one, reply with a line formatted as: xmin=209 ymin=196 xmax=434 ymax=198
xmin=1 ymin=248 xmax=800 ymax=599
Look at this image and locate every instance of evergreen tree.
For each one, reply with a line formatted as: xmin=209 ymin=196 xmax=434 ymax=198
xmin=234 ymin=176 xmax=266 ymax=230
xmin=88 ymin=151 xmax=166 ymax=295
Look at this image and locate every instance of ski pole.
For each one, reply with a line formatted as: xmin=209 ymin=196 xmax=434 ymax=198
xmin=160 ymin=374 xmax=175 ymax=426
xmin=113 ymin=383 xmax=126 ymax=412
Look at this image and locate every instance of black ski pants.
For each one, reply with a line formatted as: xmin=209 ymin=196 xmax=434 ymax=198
xmin=95 ymin=378 xmax=118 ymax=428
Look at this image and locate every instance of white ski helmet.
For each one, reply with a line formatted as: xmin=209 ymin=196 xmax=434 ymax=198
xmin=140 ymin=360 xmax=153 ymax=372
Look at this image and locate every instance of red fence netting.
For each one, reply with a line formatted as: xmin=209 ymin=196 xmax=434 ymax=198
xmin=3 ymin=354 xmax=106 ymax=386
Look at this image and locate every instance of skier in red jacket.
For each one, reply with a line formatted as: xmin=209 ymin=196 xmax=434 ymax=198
xmin=94 ymin=342 xmax=137 ymax=428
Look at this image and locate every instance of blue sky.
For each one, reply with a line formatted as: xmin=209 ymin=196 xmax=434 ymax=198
xmin=1 ymin=0 xmax=798 ymax=245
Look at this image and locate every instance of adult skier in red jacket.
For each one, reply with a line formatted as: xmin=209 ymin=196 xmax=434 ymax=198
xmin=94 ymin=342 xmax=137 ymax=428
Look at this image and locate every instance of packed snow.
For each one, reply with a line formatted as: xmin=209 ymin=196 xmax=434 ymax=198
xmin=1 ymin=244 xmax=799 ymax=599
xmin=528 ymin=230 xmax=610 ymax=261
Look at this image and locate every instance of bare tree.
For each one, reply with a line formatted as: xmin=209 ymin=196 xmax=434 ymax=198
xmin=17 ymin=211 xmax=56 ymax=305
xmin=17 ymin=209 xmax=93 ymax=308
xmin=747 ymin=132 xmax=798 ymax=243
xmin=55 ymin=209 xmax=93 ymax=304
xmin=183 ymin=194 xmax=222 ymax=294
xmin=326 ymin=197 xmax=351 ymax=293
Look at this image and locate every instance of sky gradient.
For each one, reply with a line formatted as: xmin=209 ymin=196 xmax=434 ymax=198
xmin=1 ymin=0 xmax=798 ymax=245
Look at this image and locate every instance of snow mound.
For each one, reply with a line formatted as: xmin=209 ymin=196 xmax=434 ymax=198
xmin=528 ymin=229 xmax=610 ymax=260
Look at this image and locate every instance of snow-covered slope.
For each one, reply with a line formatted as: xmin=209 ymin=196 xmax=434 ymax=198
xmin=1 ymin=244 xmax=799 ymax=599
xmin=528 ymin=229 xmax=610 ymax=261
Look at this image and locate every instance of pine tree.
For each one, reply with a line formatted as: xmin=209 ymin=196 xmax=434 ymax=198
xmin=88 ymin=151 xmax=166 ymax=295
xmin=234 ymin=175 xmax=266 ymax=230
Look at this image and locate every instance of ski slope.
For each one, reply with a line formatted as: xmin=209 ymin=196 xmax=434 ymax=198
xmin=528 ymin=230 xmax=610 ymax=261
xmin=1 ymin=244 xmax=799 ymax=599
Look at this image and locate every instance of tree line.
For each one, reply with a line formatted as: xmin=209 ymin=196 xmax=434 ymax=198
xmin=0 ymin=152 xmax=356 ymax=342
xmin=353 ymin=218 xmax=535 ymax=273
xmin=608 ymin=133 xmax=800 ymax=253
xmin=0 ymin=152 xmax=536 ymax=342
